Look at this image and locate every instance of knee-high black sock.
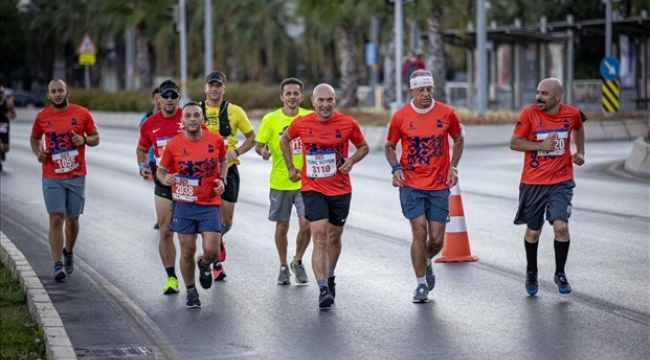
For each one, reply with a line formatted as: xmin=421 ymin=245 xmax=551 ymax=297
xmin=554 ymin=239 xmax=570 ymax=274
xmin=525 ymin=240 xmax=539 ymax=272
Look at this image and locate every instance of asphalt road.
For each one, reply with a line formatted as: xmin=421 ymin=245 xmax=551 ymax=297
xmin=1 ymin=123 xmax=648 ymax=360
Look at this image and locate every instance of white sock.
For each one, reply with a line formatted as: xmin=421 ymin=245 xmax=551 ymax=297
xmin=417 ymin=276 xmax=427 ymax=286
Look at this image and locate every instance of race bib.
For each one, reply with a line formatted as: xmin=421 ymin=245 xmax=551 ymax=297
xmin=155 ymin=136 xmax=173 ymax=165
xmin=280 ymin=136 xmax=302 ymax=155
xmin=536 ymin=130 xmax=568 ymax=156
xmin=172 ymin=175 xmax=199 ymax=202
xmin=305 ymin=150 xmax=336 ymax=178
xmin=0 ymin=123 xmax=8 ymax=134
xmin=51 ymin=149 xmax=80 ymax=174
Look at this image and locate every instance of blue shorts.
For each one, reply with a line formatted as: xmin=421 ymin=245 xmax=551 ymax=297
xmin=514 ymin=180 xmax=574 ymax=231
xmin=170 ymin=202 xmax=222 ymax=234
xmin=301 ymin=191 xmax=351 ymax=226
xmin=399 ymin=186 xmax=450 ymax=223
xmin=42 ymin=177 xmax=86 ymax=217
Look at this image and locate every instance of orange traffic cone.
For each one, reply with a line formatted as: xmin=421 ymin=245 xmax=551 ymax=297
xmin=435 ymin=182 xmax=478 ymax=263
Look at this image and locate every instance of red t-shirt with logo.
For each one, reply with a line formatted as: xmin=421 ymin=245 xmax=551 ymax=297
xmin=286 ymin=111 xmax=365 ymax=196
xmin=138 ymin=109 xmax=183 ymax=166
xmin=513 ymin=104 xmax=584 ymax=185
xmin=159 ymin=131 xmax=227 ymax=206
xmin=387 ymin=101 xmax=462 ymax=191
xmin=31 ymin=104 xmax=98 ymax=179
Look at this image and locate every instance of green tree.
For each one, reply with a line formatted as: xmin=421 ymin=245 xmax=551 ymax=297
xmin=0 ymin=0 xmax=28 ymax=85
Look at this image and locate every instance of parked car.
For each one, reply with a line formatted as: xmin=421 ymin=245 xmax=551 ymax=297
xmin=10 ymin=90 xmax=45 ymax=108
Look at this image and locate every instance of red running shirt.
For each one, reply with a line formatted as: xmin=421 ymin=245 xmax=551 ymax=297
xmin=159 ymin=131 xmax=227 ymax=206
xmin=513 ymin=104 xmax=584 ymax=185
xmin=31 ymin=104 xmax=98 ymax=179
xmin=387 ymin=101 xmax=462 ymax=191
xmin=138 ymin=109 xmax=183 ymax=165
xmin=286 ymin=111 xmax=365 ymax=196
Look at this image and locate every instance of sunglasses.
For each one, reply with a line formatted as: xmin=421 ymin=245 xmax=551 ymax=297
xmin=161 ymin=91 xmax=179 ymax=100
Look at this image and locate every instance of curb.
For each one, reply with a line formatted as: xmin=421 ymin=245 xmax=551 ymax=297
xmin=0 ymin=232 xmax=77 ymax=360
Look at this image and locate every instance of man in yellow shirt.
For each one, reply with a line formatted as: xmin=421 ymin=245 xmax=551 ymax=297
xmin=203 ymin=71 xmax=256 ymax=280
xmin=254 ymin=78 xmax=312 ymax=285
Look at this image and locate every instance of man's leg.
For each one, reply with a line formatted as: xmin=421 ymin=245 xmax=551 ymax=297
xmin=179 ymin=233 xmax=201 ymax=308
xmin=294 ymin=215 xmax=311 ymax=262
xmin=310 ymin=219 xmax=330 ymax=281
xmin=155 ymin=196 xmax=178 ymax=293
xmin=552 ymin=220 xmax=571 ymax=293
xmin=48 ymin=213 xmax=66 ymax=263
xmin=409 ymin=216 xmax=428 ymax=278
xmin=64 ymin=216 xmax=80 ymax=253
xmin=275 ymin=220 xmax=290 ymax=266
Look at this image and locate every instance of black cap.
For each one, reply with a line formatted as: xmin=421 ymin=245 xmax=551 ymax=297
xmin=205 ymin=72 xmax=226 ymax=84
xmin=158 ymin=80 xmax=180 ymax=94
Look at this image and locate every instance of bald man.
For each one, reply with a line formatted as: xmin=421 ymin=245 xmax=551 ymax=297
xmin=510 ymin=77 xmax=586 ymax=296
xmin=280 ymin=83 xmax=369 ymax=309
xmin=30 ymin=79 xmax=100 ymax=282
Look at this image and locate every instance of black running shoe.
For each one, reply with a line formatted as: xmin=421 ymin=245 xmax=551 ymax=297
xmin=525 ymin=270 xmax=538 ymax=296
xmin=185 ymin=287 xmax=201 ymax=308
xmin=197 ymin=256 xmax=213 ymax=289
xmin=554 ymin=273 xmax=572 ymax=294
xmin=54 ymin=262 xmax=66 ymax=282
xmin=328 ymin=276 xmax=336 ymax=299
xmin=318 ymin=285 xmax=334 ymax=309
xmin=63 ymin=249 xmax=74 ymax=276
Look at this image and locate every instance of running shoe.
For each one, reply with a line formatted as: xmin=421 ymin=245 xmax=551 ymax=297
xmin=290 ymin=260 xmax=309 ymax=284
xmin=328 ymin=276 xmax=336 ymax=298
xmin=525 ymin=270 xmax=539 ymax=296
xmin=63 ymin=249 xmax=74 ymax=276
xmin=425 ymin=261 xmax=436 ymax=291
xmin=197 ymin=256 xmax=213 ymax=289
xmin=54 ymin=262 xmax=66 ymax=282
xmin=412 ymin=283 xmax=429 ymax=303
xmin=163 ymin=276 xmax=179 ymax=294
xmin=277 ymin=265 xmax=291 ymax=285
xmin=219 ymin=241 xmax=226 ymax=262
xmin=213 ymin=261 xmax=227 ymax=281
xmin=554 ymin=273 xmax=572 ymax=294
xmin=185 ymin=287 xmax=201 ymax=308
xmin=318 ymin=285 xmax=335 ymax=309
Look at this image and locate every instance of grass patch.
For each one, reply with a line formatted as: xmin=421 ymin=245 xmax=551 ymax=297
xmin=0 ymin=263 xmax=46 ymax=360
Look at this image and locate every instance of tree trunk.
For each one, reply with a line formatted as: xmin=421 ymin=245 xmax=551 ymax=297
xmin=135 ymin=22 xmax=152 ymax=90
xmin=426 ymin=5 xmax=446 ymax=103
xmin=336 ymin=22 xmax=359 ymax=107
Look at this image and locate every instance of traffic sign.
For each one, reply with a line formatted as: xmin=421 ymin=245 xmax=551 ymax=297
xmin=76 ymin=33 xmax=97 ymax=55
xmin=601 ymin=79 xmax=619 ymax=114
xmin=600 ymin=56 xmax=619 ymax=81
xmin=79 ymin=53 xmax=96 ymax=66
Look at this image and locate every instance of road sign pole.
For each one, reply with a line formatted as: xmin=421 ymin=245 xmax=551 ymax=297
xmin=84 ymin=66 xmax=90 ymax=89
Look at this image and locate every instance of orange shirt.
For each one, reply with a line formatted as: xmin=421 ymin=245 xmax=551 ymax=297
xmin=31 ymin=104 xmax=97 ymax=179
xmin=387 ymin=101 xmax=462 ymax=190
xmin=286 ymin=111 xmax=365 ymax=196
xmin=513 ymin=104 xmax=584 ymax=185
xmin=159 ymin=131 xmax=227 ymax=206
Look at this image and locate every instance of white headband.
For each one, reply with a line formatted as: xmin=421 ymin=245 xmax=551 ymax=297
xmin=410 ymin=76 xmax=434 ymax=89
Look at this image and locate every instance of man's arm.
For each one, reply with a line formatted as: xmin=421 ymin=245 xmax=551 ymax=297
xmin=446 ymin=135 xmax=464 ymax=188
xmin=510 ymin=134 xmax=557 ymax=153
xmin=339 ymin=140 xmax=369 ymax=174
xmin=572 ymin=126 xmax=585 ymax=166
xmin=280 ymin=131 xmax=300 ymax=182
xmin=30 ymin=135 xmax=48 ymax=163
xmin=254 ymin=142 xmax=271 ymax=160
xmin=5 ymin=97 xmax=16 ymax=119
xmin=136 ymin=145 xmax=152 ymax=179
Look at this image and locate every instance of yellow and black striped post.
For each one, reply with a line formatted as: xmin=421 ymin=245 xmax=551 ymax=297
xmin=601 ymin=78 xmax=619 ymax=114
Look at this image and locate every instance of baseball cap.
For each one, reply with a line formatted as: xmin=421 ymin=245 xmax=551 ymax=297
xmin=158 ymin=80 xmax=180 ymax=94
xmin=205 ymin=71 xmax=226 ymax=84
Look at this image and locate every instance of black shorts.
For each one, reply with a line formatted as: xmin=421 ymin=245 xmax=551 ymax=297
xmin=221 ymin=164 xmax=240 ymax=203
xmin=301 ymin=191 xmax=351 ymax=226
xmin=514 ymin=180 xmax=575 ymax=231
xmin=151 ymin=162 xmax=173 ymax=201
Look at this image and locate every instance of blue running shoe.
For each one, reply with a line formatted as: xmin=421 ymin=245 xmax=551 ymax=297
xmin=54 ymin=261 xmax=66 ymax=282
xmin=426 ymin=262 xmax=436 ymax=291
xmin=185 ymin=287 xmax=201 ymax=308
xmin=412 ymin=283 xmax=429 ymax=303
xmin=554 ymin=273 xmax=572 ymax=294
xmin=525 ymin=270 xmax=538 ymax=296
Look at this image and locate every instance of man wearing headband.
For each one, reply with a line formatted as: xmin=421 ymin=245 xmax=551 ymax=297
xmin=136 ymin=79 xmax=184 ymax=296
xmin=384 ymin=69 xmax=465 ymax=303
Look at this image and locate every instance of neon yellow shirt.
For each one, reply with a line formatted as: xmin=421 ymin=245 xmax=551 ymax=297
xmin=205 ymin=102 xmax=253 ymax=167
xmin=255 ymin=107 xmax=311 ymax=190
